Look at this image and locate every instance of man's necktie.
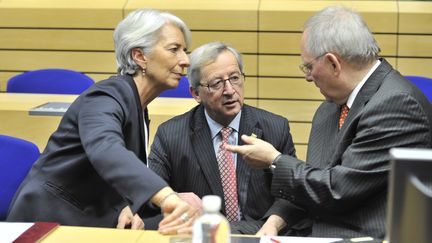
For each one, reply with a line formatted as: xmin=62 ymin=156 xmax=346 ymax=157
xmin=339 ymin=104 xmax=349 ymax=129
xmin=217 ymin=127 xmax=239 ymax=222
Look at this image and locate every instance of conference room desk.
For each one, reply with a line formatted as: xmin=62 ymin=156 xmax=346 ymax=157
xmin=41 ymin=226 xmax=173 ymax=243
xmin=0 ymin=93 xmax=197 ymax=151
xmin=41 ymin=226 xmax=261 ymax=243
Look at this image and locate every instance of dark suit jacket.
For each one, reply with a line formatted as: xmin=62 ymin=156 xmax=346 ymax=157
xmin=149 ymin=104 xmax=296 ymax=232
xmin=272 ymin=59 xmax=432 ymax=238
xmin=7 ymin=74 xmax=167 ymax=227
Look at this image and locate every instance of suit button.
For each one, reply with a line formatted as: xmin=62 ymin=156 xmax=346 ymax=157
xmin=278 ymin=190 xmax=284 ymax=198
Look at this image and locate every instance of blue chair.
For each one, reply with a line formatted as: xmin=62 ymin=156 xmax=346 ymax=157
xmin=0 ymin=135 xmax=40 ymax=220
xmin=405 ymin=75 xmax=432 ymax=102
xmin=159 ymin=76 xmax=192 ymax=98
xmin=7 ymin=68 xmax=94 ymax=94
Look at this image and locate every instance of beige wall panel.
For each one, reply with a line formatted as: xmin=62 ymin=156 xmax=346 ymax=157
xmin=244 ymin=98 xmax=258 ymax=107
xmin=259 ymin=33 xmax=396 ymax=56
xmin=0 ymin=51 xmax=117 ymax=73
xmin=125 ymin=0 xmax=258 ymax=30
xmin=244 ymin=77 xmax=258 ymax=98
xmin=259 ymin=55 xmax=302 ymax=77
xmin=398 ymin=35 xmax=432 ymax=57
xmin=386 ymin=57 xmax=397 ymax=69
xmin=259 ymin=77 xmax=324 ymax=100
xmin=0 ymin=71 xmax=17 ymax=91
xmin=0 ymin=29 xmax=114 ymax=51
xmin=374 ymin=34 xmax=397 ymax=56
xmin=258 ymin=100 xmax=321 ymax=122
xmin=399 ymin=2 xmax=432 ymax=34
xmin=397 ymin=58 xmax=432 ymax=77
xmin=259 ymin=1 xmax=397 ymax=33
xmin=290 ymin=122 xmax=311 ymax=144
xmin=259 ymin=33 xmax=302 ymax=54
xmin=192 ymin=32 xmax=257 ymax=53
xmin=0 ymin=0 xmax=123 ymax=28
xmin=295 ymin=144 xmax=307 ymax=161
xmin=87 ymin=73 xmax=116 ymax=83
xmin=243 ymin=54 xmax=258 ymax=76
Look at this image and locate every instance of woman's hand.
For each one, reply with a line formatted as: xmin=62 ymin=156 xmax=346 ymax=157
xmin=117 ymin=206 xmax=145 ymax=230
xmin=152 ymin=187 xmax=200 ymax=235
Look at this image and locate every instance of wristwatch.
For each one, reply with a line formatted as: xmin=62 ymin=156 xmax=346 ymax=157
xmin=269 ymin=154 xmax=282 ymax=172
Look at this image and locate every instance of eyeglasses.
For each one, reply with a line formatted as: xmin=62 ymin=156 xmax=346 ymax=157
xmin=299 ymin=53 xmax=327 ymax=74
xmin=200 ymin=73 xmax=245 ymax=93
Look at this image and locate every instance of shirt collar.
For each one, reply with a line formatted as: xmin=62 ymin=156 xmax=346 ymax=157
xmin=346 ymin=59 xmax=381 ymax=108
xmin=204 ymin=109 xmax=242 ymax=139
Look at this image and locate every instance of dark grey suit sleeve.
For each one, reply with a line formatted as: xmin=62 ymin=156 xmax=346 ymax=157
xmin=78 ymin=94 xmax=167 ymax=213
xmin=261 ymin=118 xmax=306 ymax=227
xmin=272 ymin=92 xmax=431 ymax=214
xmin=148 ymin=126 xmax=171 ymax=182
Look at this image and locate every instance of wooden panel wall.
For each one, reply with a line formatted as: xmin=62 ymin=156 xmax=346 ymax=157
xmin=1 ymin=0 xmax=431 ymax=160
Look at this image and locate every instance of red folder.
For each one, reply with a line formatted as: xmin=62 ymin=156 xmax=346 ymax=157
xmin=13 ymin=222 xmax=59 ymax=243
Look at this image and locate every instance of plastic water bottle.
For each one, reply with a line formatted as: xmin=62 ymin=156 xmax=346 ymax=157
xmin=192 ymin=195 xmax=231 ymax=243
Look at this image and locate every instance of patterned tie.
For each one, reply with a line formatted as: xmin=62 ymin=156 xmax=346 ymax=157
xmin=217 ymin=127 xmax=239 ymax=222
xmin=339 ymin=104 xmax=349 ymax=129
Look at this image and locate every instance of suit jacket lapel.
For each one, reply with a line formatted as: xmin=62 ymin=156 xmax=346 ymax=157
xmin=330 ymin=59 xmax=393 ymax=165
xmin=124 ymin=74 xmax=147 ymax=163
xmin=190 ymin=105 xmax=225 ymax=208
xmin=340 ymin=58 xmax=392 ymax=134
xmin=237 ymin=105 xmax=262 ymax=208
xmin=307 ymin=103 xmax=340 ymax=168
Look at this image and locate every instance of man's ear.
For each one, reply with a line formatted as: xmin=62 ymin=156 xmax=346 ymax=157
xmin=326 ymin=53 xmax=341 ymax=75
xmin=190 ymin=86 xmax=201 ymax=104
xmin=132 ymin=48 xmax=147 ymax=69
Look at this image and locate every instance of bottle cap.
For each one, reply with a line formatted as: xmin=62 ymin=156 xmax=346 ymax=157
xmin=202 ymin=195 xmax=221 ymax=213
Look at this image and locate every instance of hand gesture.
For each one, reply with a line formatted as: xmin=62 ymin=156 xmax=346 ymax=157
xmin=225 ymin=134 xmax=281 ymax=168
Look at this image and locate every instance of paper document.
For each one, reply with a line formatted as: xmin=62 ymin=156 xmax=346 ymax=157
xmin=0 ymin=222 xmax=33 ymax=243
xmin=260 ymin=236 xmax=342 ymax=243
xmin=29 ymin=102 xmax=71 ymax=116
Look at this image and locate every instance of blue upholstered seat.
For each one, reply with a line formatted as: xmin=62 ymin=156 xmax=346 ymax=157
xmin=0 ymin=135 xmax=40 ymax=220
xmin=7 ymin=68 xmax=94 ymax=94
xmin=159 ymin=76 xmax=192 ymax=98
xmin=405 ymin=75 xmax=432 ymax=102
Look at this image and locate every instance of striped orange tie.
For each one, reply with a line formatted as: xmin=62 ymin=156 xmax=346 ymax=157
xmin=339 ymin=105 xmax=349 ymax=129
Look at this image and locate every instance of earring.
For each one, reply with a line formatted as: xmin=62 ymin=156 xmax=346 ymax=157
xmin=142 ymin=68 xmax=146 ymax=76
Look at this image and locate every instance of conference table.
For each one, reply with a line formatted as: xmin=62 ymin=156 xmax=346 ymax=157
xmin=0 ymin=92 xmax=198 ymax=151
xmin=28 ymin=225 xmax=349 ymax=243
xmin=7 ymin=224 xmax=261 ymax=243
xmin=42 ymin=226 xmax=186 ymax=243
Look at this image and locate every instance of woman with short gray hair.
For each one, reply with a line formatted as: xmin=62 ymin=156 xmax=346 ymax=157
xmin=8 ymin=9 xmax=197 ymax=234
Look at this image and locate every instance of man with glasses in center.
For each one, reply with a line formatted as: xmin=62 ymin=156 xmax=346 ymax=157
xmin=148 ymin=42 xmax=297 ymax=234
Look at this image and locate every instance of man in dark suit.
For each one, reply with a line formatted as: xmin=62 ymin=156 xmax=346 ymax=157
xmin=226 ymin=6 xmax=432 ymax=239
xmin=148 ymin=42 xmax=297 ymax=234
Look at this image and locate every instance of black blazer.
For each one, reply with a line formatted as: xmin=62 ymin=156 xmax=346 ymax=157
xmin=149 ymin=104 xmax=296 ymax=227
xmin=272 ymin=59 xmax=432 ymax=238
xmin=7 ymin=74 xmax=167 ymax=227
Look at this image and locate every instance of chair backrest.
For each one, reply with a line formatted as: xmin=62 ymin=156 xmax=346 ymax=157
xmin=0 ymin=135 xmax=40 ymax=220
xmin=159 ymin=76 xmax=192 ymax=98
xmin=7 ymin=68 xmax=94 ymax=94
xmin=405 ymin=75 xmax=432 ymax=102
